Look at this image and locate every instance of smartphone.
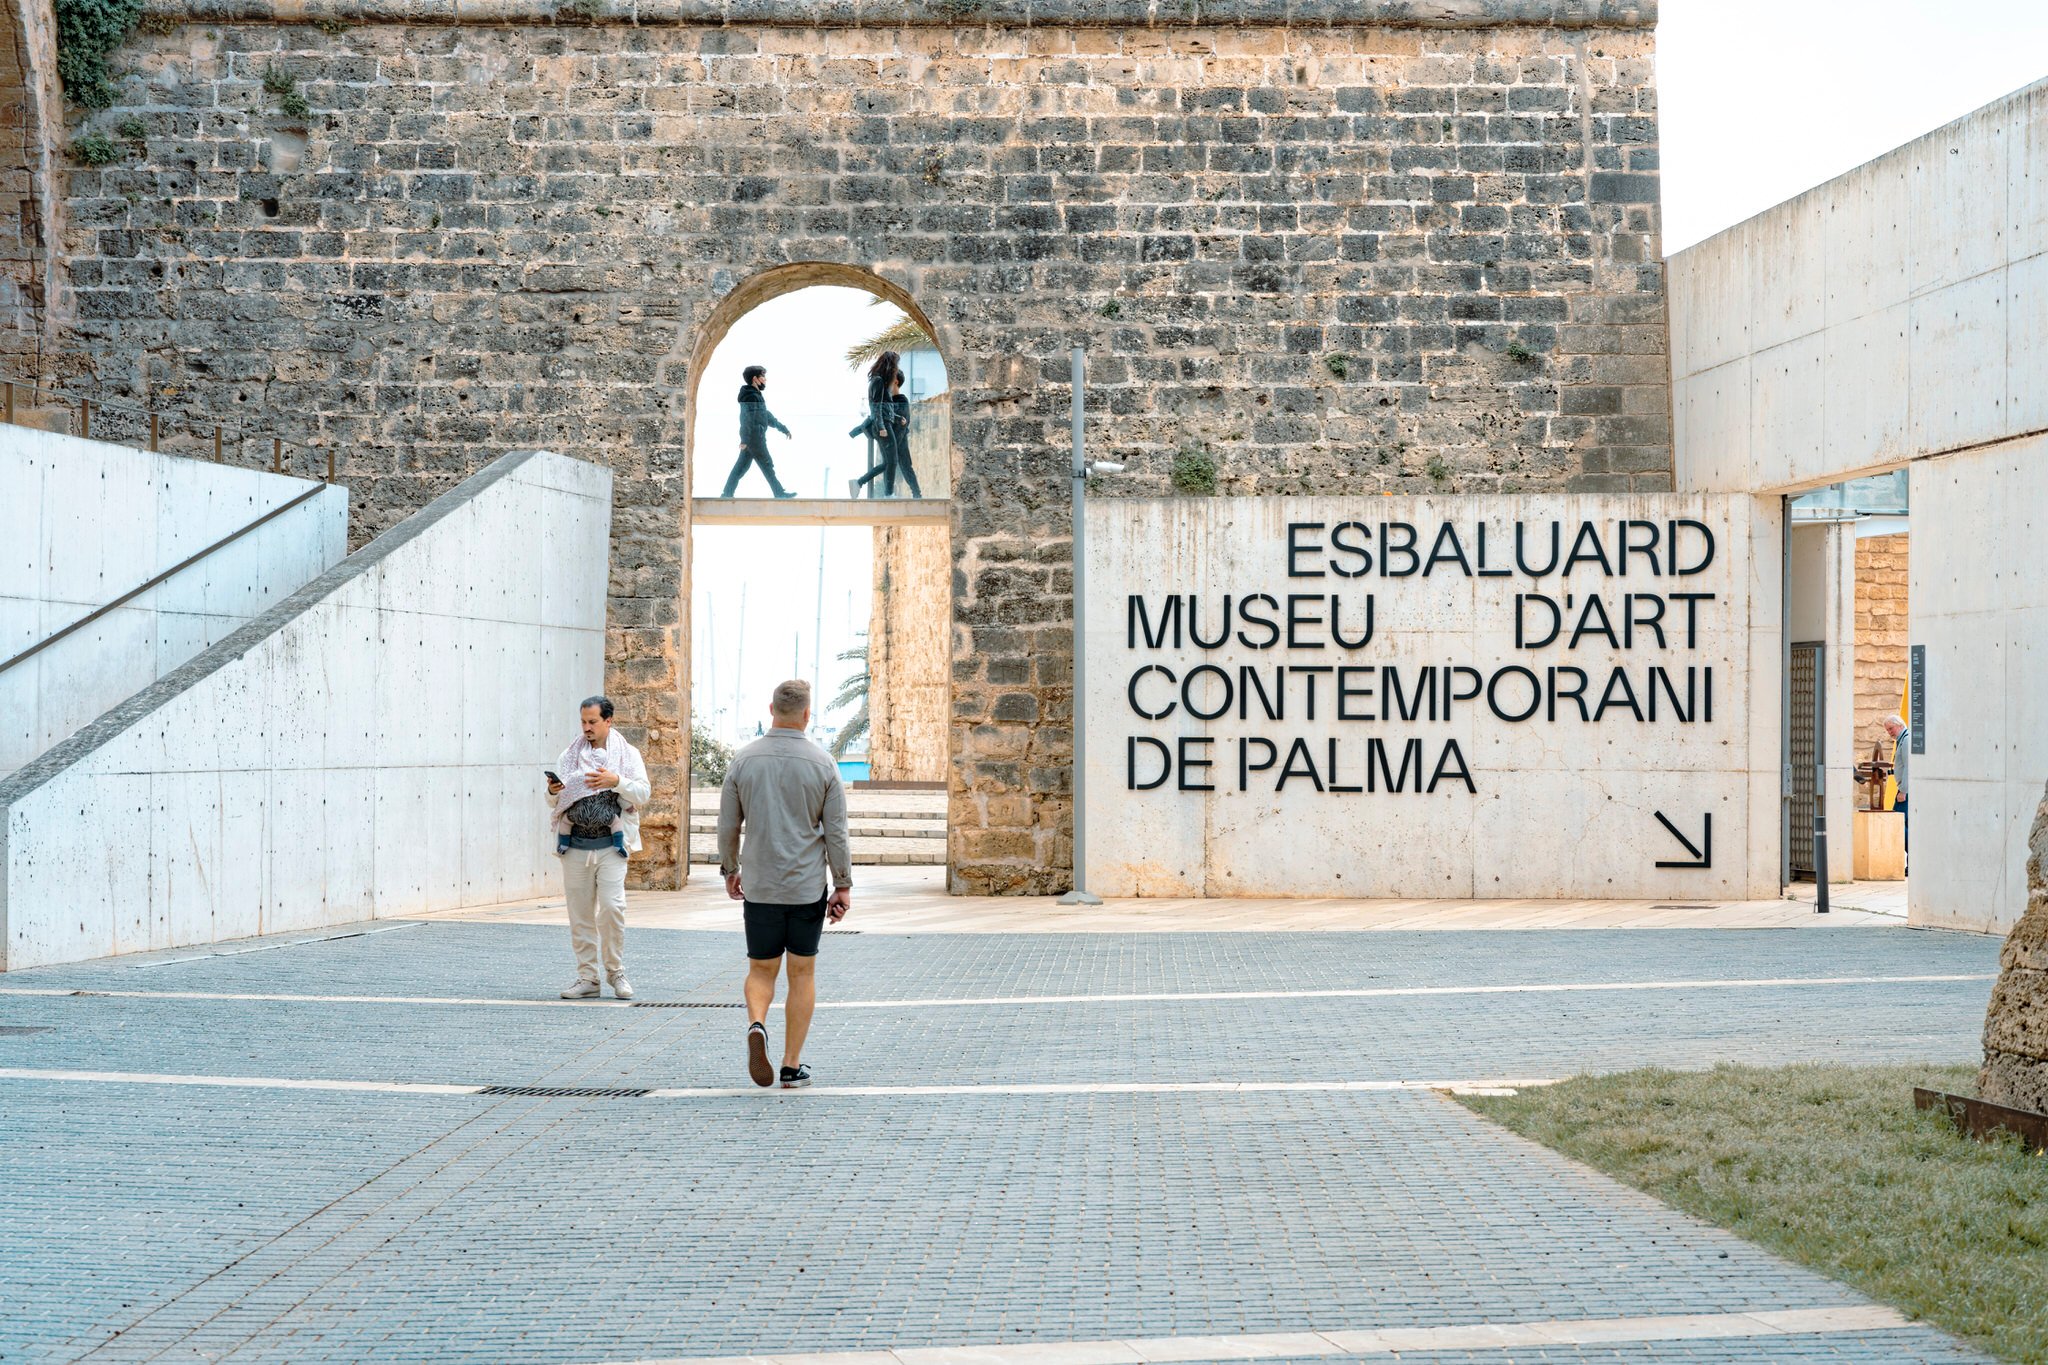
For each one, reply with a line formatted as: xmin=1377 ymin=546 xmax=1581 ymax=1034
xmin=544 ymin=770 xmax=560 ymax=784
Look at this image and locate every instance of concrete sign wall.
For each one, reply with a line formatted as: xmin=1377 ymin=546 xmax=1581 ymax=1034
xmin=1083 ymin=495 xmax=1780 ymax=900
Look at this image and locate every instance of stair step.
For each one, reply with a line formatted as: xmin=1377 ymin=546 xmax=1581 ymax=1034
xmin=689 ymin=835 xmax=944 ymax=866
xmin=687 ymin=820 xmax=942 ymax=840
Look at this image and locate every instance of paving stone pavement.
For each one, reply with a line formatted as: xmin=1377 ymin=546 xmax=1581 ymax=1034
xmin=0 ymin=920 xmax=2003 ymax=1364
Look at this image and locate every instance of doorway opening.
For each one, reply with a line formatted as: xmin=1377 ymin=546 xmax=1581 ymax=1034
xmin=1782 ymin=469 xmax=1911 ymax=910
xmin=684 ymin=273 xmax=953 ymax=891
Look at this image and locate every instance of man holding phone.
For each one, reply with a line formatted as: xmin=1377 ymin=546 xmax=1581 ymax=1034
xmin=716 ymin=679 xmax=853 ymax=1088
xmin=545 ymin=695 xmax=651 ymax=1000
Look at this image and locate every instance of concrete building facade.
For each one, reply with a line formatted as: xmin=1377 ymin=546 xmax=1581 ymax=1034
xmin=1669 ymin=75 xmax=2048 ymax=933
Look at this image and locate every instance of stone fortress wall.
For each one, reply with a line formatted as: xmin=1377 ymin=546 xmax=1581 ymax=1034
xmin=1852 ymin=531 xmax=1908 ymax=760
xmin=5 ymin=0 xmax=1669 ymax=892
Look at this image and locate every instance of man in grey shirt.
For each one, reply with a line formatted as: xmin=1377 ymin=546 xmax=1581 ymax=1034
xmin=717 ymin=678 xmax=853 ymax=1088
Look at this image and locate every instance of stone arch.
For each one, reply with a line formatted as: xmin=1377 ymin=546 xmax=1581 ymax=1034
xmin=677 ymin=260 xmax=962 ymax=887
xmin=678 ymin=261 xmax=961 ymax=496
xmin=0 ymin=0 xmax=63 ymax=368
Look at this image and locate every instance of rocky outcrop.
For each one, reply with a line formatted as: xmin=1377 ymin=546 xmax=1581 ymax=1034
xmin=1981 ymin=780 xmax=2048 ymax=1111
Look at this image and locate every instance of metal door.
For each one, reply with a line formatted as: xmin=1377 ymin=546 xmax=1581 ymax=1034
xmin=1788 ymin=641 xmax=1822 ymax=878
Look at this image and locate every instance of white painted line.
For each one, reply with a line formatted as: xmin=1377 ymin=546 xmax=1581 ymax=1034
xmin=0 ymin=987 xmax=637 ymax=1008
xmin=0 ymin=973 xmax=1995 ymax=1012
xmin=0 ymin=1067 xmax=482 ymax=1096
xmin=0 ymin=1067 xmax=1557 ymax=1099
xmin=124 ymin=922 xmax=425 ymax=968
xmin=586 ymin=1305 xmax=1914 ymax=1365
xmin=799 ymin=973 xmax=1997 ymax=1010
xmin=636 ymin=1080 xmax=1565 ymax=1099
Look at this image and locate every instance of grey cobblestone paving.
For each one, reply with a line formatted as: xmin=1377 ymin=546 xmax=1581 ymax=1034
xmin=0 ymin=980 xmax=1995 ymax=1087
xmin=0 ymin=924 xmax=2001 ymax=1364
xmin=1167 ymin=1338 xmax=1986 ymax=1363
xmin=6 ymin=921 xmax=1999 ymax=1003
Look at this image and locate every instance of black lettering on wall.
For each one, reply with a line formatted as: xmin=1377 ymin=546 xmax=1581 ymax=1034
xmin=1381 ymin=522 xmax=1419 ymax=577
xmin=1130 ymin=595 xmax=1181 ymax=650
xmin=1128 ymin=664 xmax=1176 ymax=720
xmin=1670 ymin=519 xmax=1716 ymax=575
xmin=1238 ymin=594 xmax=1281 ymax=649
xmin=1330 ymin=521 xmax=1372 ymax=577
xmin=1287 ymin=522 xmax=1326 ymax=577
xmin=1129 ymin=736 xmax=1171 ymax=790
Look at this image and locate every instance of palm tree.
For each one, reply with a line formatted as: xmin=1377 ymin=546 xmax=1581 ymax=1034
xmin=828 ymin=640 xmax=869 ymax=759
xmin=844 ymin=302 xmax=932 ymax=368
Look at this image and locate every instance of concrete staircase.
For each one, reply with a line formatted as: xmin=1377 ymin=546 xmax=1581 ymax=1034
xmin=689 ymin=788 xmax=946 ymax=866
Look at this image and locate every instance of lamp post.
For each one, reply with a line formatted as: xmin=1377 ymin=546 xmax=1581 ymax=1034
xmin=1059 ymin=346 xmax=1124 ymax=907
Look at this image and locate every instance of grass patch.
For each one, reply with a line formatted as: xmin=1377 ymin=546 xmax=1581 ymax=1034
xmin=1459 ymin=1063 xmax=2048 ymax=1364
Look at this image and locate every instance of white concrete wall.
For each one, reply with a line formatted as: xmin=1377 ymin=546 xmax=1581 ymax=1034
xmin=1671 ymin=78 xmax=2048 ymax=929
xmin=1786 ymin=522 xmax=1856 ymax=880
xmin=0 ymin=427 xmax=346 ymax=777
xmin=0 ymin=450 xmax=610 ymax=970
xmin=1909 ymin=435 xmax=2048 ymax=933
xmin=1083 ymin=494 xmax=1780 ymax=901
xmin=1670 ymin=77 xmax=2047 ymax=494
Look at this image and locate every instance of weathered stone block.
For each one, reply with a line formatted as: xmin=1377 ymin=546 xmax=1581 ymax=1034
xmin=1981 ymin=782 xmax=2048 ymax=1110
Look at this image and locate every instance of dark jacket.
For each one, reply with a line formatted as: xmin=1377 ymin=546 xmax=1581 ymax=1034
xmin=738 ymin=383 xmax=789 ymax=448
xmin=865 ymin=373 xmax=908 ymax=446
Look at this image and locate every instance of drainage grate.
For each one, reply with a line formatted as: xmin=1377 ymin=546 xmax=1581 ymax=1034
xmin=825 ymin=929 xmax=861 ymax=935
xmin=0 ymin=1026 xmax=52 ymax=1036
xmin=1651 ymin=905 xmax=1720 ymax=911
xmin=477 ymin=1085 xmax=653 ymax=1098
xmin=631 ymin=1001 xmax=743 ymax=1009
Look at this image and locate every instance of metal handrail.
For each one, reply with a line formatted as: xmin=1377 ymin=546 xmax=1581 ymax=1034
xmin=1 ymin=372 xmax=332 ymax=482
xmin=0 ymin=482 xmax=331 ymax=680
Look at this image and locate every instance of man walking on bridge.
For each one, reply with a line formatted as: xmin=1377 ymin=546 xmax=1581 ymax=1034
xmin=716 ymin=679 xmax=852 ymax=1088
xmin=721 ymin=363 xmax=797 ymax=499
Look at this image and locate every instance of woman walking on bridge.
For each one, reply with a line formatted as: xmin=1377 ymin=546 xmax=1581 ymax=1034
xmin=849 ymin=350 xmax=922 ymax=499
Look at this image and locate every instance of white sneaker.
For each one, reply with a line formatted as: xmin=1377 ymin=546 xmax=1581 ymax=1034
xmin=847 ymin=477 xmax=861 ymax=499
xmin=608 ymin=976 xmax=635 ymax=1000
xmin=560 ymin=979 xmax=600 ymax=999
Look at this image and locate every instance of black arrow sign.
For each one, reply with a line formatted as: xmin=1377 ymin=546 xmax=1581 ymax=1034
xmin=1653 ymin=811 xmax=1712 ymax=868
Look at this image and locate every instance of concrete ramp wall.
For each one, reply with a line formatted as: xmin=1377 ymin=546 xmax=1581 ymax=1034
xmin=1 ymin=426 xmax=348 ymax=777
xmin=0 ymin=450 xmax=610 ymax=970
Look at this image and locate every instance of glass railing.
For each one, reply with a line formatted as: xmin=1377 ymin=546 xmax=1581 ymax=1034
xmin=694 ymin=395 xmax=951 ymax=501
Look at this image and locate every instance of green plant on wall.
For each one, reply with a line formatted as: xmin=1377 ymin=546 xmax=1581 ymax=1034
xmin=71 ymin=128 xmax=121 ymax=165
xmin=264 ymin=63 xmax=311 ymax=119
xmin=1324 ymin=353 xmax=1350 ymax=379
xmin=54 ymin=0 xmax=146 ymax=108
xmin=1169 ymin=447 xmax=1218 ymax=496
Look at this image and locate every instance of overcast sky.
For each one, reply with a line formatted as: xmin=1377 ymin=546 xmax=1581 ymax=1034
xmin=1657 ymin=0 xmax=2048 ymax=251
xmin=691 ymin=7 xmax=2045 ymax=749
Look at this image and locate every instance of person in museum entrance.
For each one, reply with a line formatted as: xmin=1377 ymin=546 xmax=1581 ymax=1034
xmin=546 ymin=695 xmax=652 ymax=1000
xmin=716 ymin=679 xmax=853 ymax=1089
xmin=721 ymin=364 xmax=797 ymax=499
xmin=1884 ymin=714 xmax=1910 ymax=854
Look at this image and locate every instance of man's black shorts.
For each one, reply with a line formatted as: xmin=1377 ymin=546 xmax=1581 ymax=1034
xmin=744 ymin=898 xmax=828 ymax=959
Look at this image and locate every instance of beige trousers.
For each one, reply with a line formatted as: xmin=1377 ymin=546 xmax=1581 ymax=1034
xmin=562 ymin=849 xmax=628 ymax=982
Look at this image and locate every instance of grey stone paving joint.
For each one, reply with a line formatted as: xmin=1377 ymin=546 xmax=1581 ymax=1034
xmin=0 ymin=924 xmax=2002 ymax=1364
